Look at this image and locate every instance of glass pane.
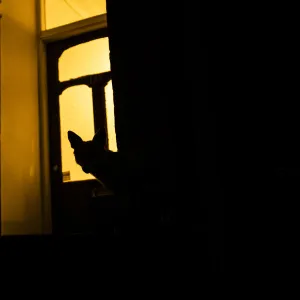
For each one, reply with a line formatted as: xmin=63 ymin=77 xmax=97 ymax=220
xmin=59 ymin=37 xmax=118 ymax=182
xmin=105 ymin=80 xmax=118 ymax=152
xmin=42 ymin=0 xmax=106 ymax=30
xmin=60 ymin=85 xmax=95 ymax=182
xmin=59 ymin=38 xmax=110 ymax=82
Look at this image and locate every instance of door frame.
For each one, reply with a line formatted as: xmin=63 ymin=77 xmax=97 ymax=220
xmin=37 ymin=12 xmax=108 ymax=234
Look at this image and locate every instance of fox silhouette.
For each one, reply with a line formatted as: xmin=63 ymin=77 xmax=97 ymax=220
xmin=68 ymin=129 xmax=123 ymax=192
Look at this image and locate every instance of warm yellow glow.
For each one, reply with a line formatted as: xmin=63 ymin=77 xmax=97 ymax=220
xmin=58 ymin=38 xmax=118 ymax=182
xmin=59 ymin=38 xmax=110 ymax=82
xmin=44 ymin=0 xmax=107 ymax=30
xmin=105 ymin=80 xmax=118 ymax=152
xmin=1 ymin=0 xmax=42 ymax=234
xmin=60 ymin=85 xmax=95 ymax=182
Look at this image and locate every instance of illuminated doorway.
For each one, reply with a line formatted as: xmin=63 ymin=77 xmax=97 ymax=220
xmin=46 ymin=29 xmax=118 ymax=234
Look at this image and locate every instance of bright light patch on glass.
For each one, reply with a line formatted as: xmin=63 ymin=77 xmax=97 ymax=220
xmin=59 ymin=38 xmax=110 ymax=82
xmin=105 ymin=80 xmax=118 ymax=152
xmin=58 ymin=37 xmax=118 ymax=182
xmin=59 ymin=85 xmax=95 ymax=182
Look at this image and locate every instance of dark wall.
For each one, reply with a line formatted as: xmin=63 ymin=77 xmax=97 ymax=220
xmin=106 ymin=2 xmax=175 ymax=225
xmin=106 ymin=2 xmax=222 ymax=270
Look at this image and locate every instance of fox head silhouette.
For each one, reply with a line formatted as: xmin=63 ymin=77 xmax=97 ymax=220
xmin=68 ymin=129 xmax=121 ymax=191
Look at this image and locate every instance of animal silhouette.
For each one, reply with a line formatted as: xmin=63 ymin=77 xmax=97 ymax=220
xmin=68 ymin=129 xmax=123 ymax=192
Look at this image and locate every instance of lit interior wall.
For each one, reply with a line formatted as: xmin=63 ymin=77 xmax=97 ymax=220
xmin=1 ymin=0 xmax=42 ymax=234
xmin=59 ymin=38 xmax=117 ymax=182
xmin=43 ymin=0 xmax=106 ymax=30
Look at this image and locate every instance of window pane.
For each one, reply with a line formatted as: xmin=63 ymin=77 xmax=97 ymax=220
xmin=42 ymin=0 xmax=106 ymax=30
xmin=105 ymin=80 xmax=118 ymax=152
xmin=59 ymin=38 xmax=110 ymax=82
xmin=58 ymin=37 xmax=118 ymax=182
xmin=60 ymin=85 xmax=95 ymax=182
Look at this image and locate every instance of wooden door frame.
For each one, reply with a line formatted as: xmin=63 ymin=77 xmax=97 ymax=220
xmin=37 ymin=13 xmax=108 ymax=234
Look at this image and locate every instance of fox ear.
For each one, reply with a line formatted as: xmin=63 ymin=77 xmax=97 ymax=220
xmin=68 ymin=131 xmax=83 ymax=149
xmin=93 ymin=129 xmax=107 ymax=147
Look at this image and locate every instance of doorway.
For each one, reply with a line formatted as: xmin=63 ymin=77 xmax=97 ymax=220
xmin=46 ymin=28 xmax=119 ymax=234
